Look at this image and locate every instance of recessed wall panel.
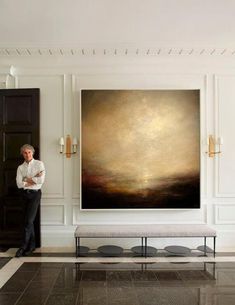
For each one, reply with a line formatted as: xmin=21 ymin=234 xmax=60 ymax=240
xmin=215 ymin=204 xmax=235 ymax=224
xmin=41 ymin=205 xmax=65 ymax=225
xmin=17 ymin=75 xmax=64 ymax=198
xmin=215 ymin=75 xmax=235 ymax=196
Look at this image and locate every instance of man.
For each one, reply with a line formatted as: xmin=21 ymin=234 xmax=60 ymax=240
xmin=15 ymin=144 xmax=45 ymax=257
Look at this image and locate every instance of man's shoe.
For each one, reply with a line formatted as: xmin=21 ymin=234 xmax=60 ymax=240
xmin=24 ymin=248 xmax=36 ymax=256
xmin=15 ymin=248 xmax=25 ymax=258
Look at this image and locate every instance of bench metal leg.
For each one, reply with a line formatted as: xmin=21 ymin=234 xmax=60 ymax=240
xmin=75 ymin=237 xmax=80 ymax=257
xmin=213 ymin=237 xmax=216 ymax=258
xmin=204 ymin=237 xmax=207 ymax=256
xmin=145 ymin=237 xmax=147 ymax=258
xmin=141 ymin=237 xmax=144 ymax=257
xmin=75 ymin=238 xmax=77 ymax=257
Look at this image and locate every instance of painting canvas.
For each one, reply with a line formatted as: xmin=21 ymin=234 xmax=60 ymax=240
xmin=81 ymin=90 xmax=200 ymax=209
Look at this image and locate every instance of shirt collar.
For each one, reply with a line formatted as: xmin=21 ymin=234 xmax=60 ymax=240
xmin=24 ymin=158 xmax=34 ymax=166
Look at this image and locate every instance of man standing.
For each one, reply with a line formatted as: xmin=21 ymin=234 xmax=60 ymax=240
xmin=15 ymin=144 xmax=45 ymax=257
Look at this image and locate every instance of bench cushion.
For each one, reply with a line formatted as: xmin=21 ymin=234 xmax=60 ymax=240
xmin=74 ymin=224 xmax=216 ymax=238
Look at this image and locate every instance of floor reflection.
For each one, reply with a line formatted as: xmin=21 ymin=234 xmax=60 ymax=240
xmin=1 ymin=262 xmax=235 ymax=305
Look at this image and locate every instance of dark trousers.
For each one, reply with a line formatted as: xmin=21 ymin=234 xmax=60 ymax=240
xmin=21 ymin=190 xmax=41 ymax=250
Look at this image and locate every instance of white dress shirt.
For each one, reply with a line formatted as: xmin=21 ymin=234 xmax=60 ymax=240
xmin=16 ymin=158 xmax=45 ymax=190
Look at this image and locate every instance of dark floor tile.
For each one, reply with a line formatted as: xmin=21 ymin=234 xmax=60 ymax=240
xmin=0 ymin=293 xmax=20 ymax=305
xmin=64 ymin=263 xmax=82 ymax=269
xmin=3 ymin=261 xmax=235 ymax=305
xmin=45 ymin=292 xmax=78 ymax=305
xmin=24 ymin=280 xmax=52 ymax=294
xmin=47 ymin=253 xmax=75 ymax=257
xmin=77 ymin=287 xmax=107 ymax=305
xmin=215 ymin=294 xmax=235 ymax=305
xmin=133 ymin=280 xmax=160 ymax=287
xmin=178 ymin=270 xmax=210 ymax=281
xmin=108 ymin=297 xmax=139 ymax=305
xmin=0 ymin=272 xmax=36 ymax=293
xmin=81 ymin=270 xmax=106 ymax=281
xmin=39 ymin=263 xmax=64 ymax=269
xmin=157 ymin=280 xmax=185 ymax=287
xmin=219 ymin=270 xmax=235 ymax=282
xmin=27 ymin=253 xmax=51 ymax=257
xmin=215 ymin=270 xmax=235 ymax=286
xmin=52 ymin=267 xmax=81 ymax=292
xmin=0 ymin=258 xmax=11 ymax=269
xmin=161 ymin=287 xmax=199 ymax=305
xmin=107 ymin=287 xmax=137 ymax=301
xmin=136 ymin=287 xmax=169 ymax=305
xmin=29 ymin=253 xmax=75 ymax=257
xmin=11 ymin=271 xmax=36 ymax=282
xmin=135 ymin=286 xmax=163 ymax=295
xmin=79 ymin=281 xmax=107 ymax=288
xmin=16 ymin=292 xmax=49 ymax=305
xmin=17 ymin=263 xmax=42 ymax=272
xmin=0 ymin=280 xmax=29 ymax=293
xmin=107 ymin=271 xmax=132 ymax=281
xmin=107 ymin=280 xmax=133 ymax=288
xmin=32 ymin=268 xmax=61 ymax=283
xmin=131 ymin=270 xmax=157 ymax=281
xmin=183 ymin=280 xmax=216 ymax=289
xmin=154 ymin=271 xmax=182 ymax=281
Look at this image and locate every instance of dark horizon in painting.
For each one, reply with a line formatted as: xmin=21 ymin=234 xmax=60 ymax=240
xmin=82 ymin=172 xmax=200 ymax=209
xmin=81 ymin=89 xmax=200 ymax=210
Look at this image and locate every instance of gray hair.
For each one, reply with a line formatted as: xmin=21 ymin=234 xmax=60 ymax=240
xmin=20 ymin=144 xmax=35 ymax=155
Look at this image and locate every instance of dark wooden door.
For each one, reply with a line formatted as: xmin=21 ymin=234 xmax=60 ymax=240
xmin=0 ymin=88 xmax=40 ymax=247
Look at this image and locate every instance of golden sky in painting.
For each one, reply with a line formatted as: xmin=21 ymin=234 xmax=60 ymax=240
xmin=82 ymin=90 xmax=200 ymax=194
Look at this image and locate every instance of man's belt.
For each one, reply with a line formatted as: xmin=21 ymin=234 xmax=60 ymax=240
xmin=23 ymin=189 xmax=41 ymax=193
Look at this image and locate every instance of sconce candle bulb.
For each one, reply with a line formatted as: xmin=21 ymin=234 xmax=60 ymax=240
xmin=59 ymin=135 xmax=78 ymax=157
xmin=59 ymin=137 xmax=64 ymax=153
xmin=218 ymin=137 xmax=223 ymax=145
xmin=206 ymin=135 xmax=222 ymax=158
xmin=72 ymin=137 xmax=78 ymax=153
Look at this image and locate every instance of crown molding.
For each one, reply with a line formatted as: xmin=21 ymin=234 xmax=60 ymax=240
xmin=1 ymin=46 xmax=235 ymax=58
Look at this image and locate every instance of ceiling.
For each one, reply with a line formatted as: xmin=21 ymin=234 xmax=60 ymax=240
xmin=0 ymin=0 xmax=235 ymax=57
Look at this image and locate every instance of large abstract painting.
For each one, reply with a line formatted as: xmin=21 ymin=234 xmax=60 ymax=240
xmin=81 ymin=90 xmax=200 ymax=209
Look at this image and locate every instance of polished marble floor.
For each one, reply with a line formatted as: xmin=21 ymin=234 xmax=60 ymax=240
xmin=0 ymin=258 xmax=11 ymax=269
xmin=0 ymin=259 xmax=235 ymax=305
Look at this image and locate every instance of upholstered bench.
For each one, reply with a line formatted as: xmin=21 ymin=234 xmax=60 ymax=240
xmin=74 ymin=224 xmax=216 ymax=257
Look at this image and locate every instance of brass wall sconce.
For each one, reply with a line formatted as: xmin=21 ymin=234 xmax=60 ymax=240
xmin=206 ymin=135 xmax=222 ymax=158
xmin=59 ymin=135 xmax=78 ymax=158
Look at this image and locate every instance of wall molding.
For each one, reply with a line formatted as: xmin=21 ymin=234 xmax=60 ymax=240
xmin=214 ymin=203 xmax=235 ymax=224
xmin=15 ymin=74 xmax=66 ymax=199
xmin=41 ymin=204 xmax=66 ymax=225
xmin=72 ymin=74 xmax=80 ymax=199
xmin=214 ymin=74 xmax=235 ymax=197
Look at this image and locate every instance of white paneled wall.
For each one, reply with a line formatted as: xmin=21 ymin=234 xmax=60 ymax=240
xmin=215 ymin=75 xmax=235 ymax=197
xmin=16 ymin=75 xmax=65 ymax=198
xmin=2 ymin=57 xmax=235 ymax=250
